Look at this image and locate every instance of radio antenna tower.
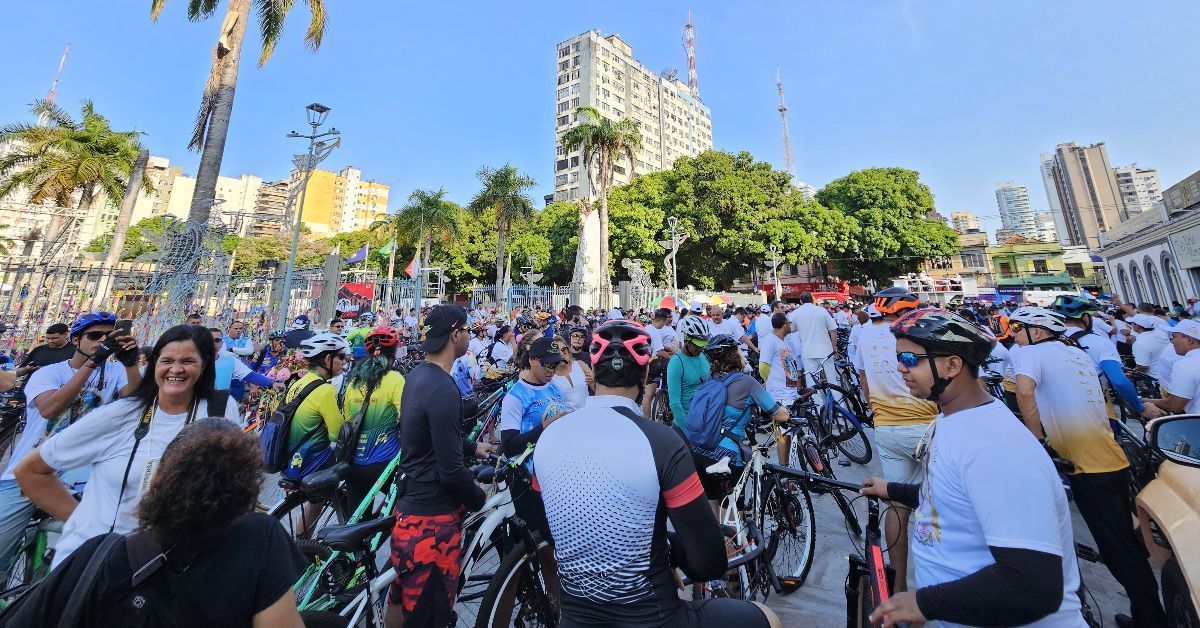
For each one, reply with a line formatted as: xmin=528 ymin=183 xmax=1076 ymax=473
xmin=37 ymin=44 xmax=71 ymax=127
xmin=685 ymin=11 xmax=699 ymax=100
xmin=776 ymin=66 xmax=794 ymax=175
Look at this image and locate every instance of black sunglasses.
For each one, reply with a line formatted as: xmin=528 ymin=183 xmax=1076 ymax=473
xmin=896 ymin=351 xmax=933 ymax=368
xmin=82 ymin=330 xmax=108 ymax=342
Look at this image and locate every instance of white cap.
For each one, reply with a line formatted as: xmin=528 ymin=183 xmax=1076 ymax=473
xmin=1128 ymin=314 xmax=1158 ymax=330
xmin=866 ymin=304 xmax=883 ymax=319
xmin=759 ymin=303 xmax=771 ymax=314
xmin=606 ymin=307 xmax=624 ymax=321
xmin=1169 ymin=319 xmax=1200 ymax=341
xmin=689 ymin=300 xmax=704 ymax=313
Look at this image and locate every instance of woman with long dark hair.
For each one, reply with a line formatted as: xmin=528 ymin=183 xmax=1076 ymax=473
xmin=7 ymin=418 xmax=306 ymax=626
xmin=341 ymin=325 xmax=405 ymax=510
xmin=483 ymin=325 xmax=515 ymax=367
xmin=14 ymin=324 xmax=239 ymax=568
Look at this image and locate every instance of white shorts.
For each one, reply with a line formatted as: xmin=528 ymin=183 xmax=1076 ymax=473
xmin=875 ymin=423 xmax=930 ymax=485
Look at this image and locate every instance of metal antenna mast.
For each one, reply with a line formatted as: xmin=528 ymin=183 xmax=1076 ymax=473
xmin=777 ymin=66 xmax=794 ymax=175
xmin=37 ymin=44 xmax=71 ymax=126
xmin=685 ymin=11 xmax=699 ymax=99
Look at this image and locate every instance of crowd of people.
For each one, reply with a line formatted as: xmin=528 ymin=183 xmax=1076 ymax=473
xmin=0 ymin=286 xmax=1192 ymax=627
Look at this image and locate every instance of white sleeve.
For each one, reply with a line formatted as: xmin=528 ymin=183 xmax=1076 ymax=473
xmin=40 ymin=400 xmax=136 ymax=470
xmin=758 ymin=335 xmax=775 ymax=366
xmin=231 ymin=358 xmax=253 ymax=380
xmin=1169 ymin=359 xmax=1197 ymax=401
xmin=499 ymin=392 xmax=524 ymax=433
xmin=24 ymin=364 xmax=66 ymax=410
xmin=1009 ymin=346 xmax=1041 ymax=384
xmin=851 ymin=336 xmax=865 ymax=371
xmin=961 ymin=441 xmax=1066 ymax=555
xmin=824 ymin=311 xmax=836 ymax=331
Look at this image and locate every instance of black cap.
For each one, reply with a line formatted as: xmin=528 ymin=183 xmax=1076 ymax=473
xmin=528 ymin=336 xmax=565 ymax=366
xmin=421 ymin=304 xmax=468 ymax=353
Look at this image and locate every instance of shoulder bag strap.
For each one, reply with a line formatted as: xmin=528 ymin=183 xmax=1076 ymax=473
xmin=60 ymin=533 xmax=124 ymax=626
xmin=206 ymin=389 xmax=231 ymax=420
xmin=285 ymin=379 xmax=333 ymax=453
xmin=110 ymin=401 xmax=155 ymax=533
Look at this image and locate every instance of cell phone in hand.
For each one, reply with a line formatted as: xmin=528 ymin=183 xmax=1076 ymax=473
xmin=114 ymin=319 xmax=133 ymax=336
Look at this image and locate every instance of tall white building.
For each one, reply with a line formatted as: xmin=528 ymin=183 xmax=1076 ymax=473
xmin=995 ymin=182 xmax=1037 ymax=238
xmin=951 ymin=211 xmax=981 ymax=233
xmin=1039 ymin=153 xmax=1071 ymax=245
xmin=1113 ymin=164 xmax=1162 ymax=217
xmin=553 ymin=30 xmax=714 ymax=203
xmin=1034 ymin=212 xmax=1058 ymax=243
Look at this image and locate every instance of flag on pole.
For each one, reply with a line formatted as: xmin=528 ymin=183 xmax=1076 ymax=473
xmin=404 ymin=250 xmax=420 ymax=278
xmin=379 ymin=238 xmax=397 ymax=256
xmin=343 ymin=244 xmax=369 ymax=265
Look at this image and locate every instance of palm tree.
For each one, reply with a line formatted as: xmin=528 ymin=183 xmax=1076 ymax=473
xmin=0 ymin=99 xmax=148 ymax=261
xmin=395 ymin=188 xmax=463 ymax=277
xmin=150 ymin=0 xmax=328 ymax=228
xmin=560 ymin=106 xmax=643 ymax=307
xmin=0 ymin=225 xmax=14 ymax=257
xmin=468 ymin=164 xmax=536 ymax=287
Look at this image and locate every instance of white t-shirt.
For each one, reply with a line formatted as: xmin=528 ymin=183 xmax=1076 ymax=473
xmin=706 ymin=318 xmax=744 ymax=341
xmin=1091 ymin=317 xmax=1113 ymax=338
xmin=1111 ymin=319 xmax=1130 ymax=345
xmin=488 ymin=341 xmax=514 ymax=366
xmin=850 ymin=322 xmax=937 ymax=427
xmin=754 ymin=313 xmax=773 ymax=339
xmin=552 ymin=361 xmax=591 ymax=411
xmin=847 ymin=321 xmax=865 ymax=366
xmin=1168 ymin=348 xmax=1200 ymax=414
xmin=1009 ymin=342 xmax=1129 ymax=474
xmin=3 ymin=361 xmax=129 ymax=482
xmin=1154 ymin=344 xmax=1183 ymax=395
xmin=468 ymin=336 xmax=488 ymax=358
xmin=1131 ymin=328 xmax=1169 ymax=371
xmin=787 ymin=303 xmax=836 ymax=360
xmin=1070 ymin=329 xmax=1121 ymax=374
xmin=657 ymin=325 xmax=680 ymax=352
xmin=646 ymin=324 xmax=664 ymax=354
xmin=758 ymin=332 xmax=801 ymax=404
xmin=986 ymin=342 xmax=1011 ymax=375
xmin=40 ymin=395 xmax=240 ymax=567
xmin=785 ymin=332 xmax=804 ymax=361
xmin=834 ymin=310 xmax=851 ymax=328
xmin=911 ymin=400 xmax=1084 ymax=628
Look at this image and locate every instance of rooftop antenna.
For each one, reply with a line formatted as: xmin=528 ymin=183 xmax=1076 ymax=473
xmin=777 ymin=66 xmax=794 ymax=175
xmin=38 ymin=44 xmax=70 ymax=126
xmin=685 ymin=11 xmax=699 ymax=100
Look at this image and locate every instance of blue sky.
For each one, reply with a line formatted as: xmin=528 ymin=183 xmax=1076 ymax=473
xmin=3 ymin=1 xmax=1198 ymax=238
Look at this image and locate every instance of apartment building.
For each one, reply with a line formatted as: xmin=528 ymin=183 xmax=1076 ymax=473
xmin=1113 ymin=164 xmax=1162 ymax=217
xmin=995 ymin=182 xmax=1037 ymax=239
xmin=1046 ymin=141 xmax=1126 ymax=250
xmin=287 ymin=165 xmax=389 ymax=236
xmin=950 ymin=211 xmax=981 ymax=233
xmin=553 ymin=30 xmax=714 ymax=202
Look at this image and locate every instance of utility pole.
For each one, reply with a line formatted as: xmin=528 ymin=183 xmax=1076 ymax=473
xmin=278 ymin=103 xmax=340 ymax=327
xmin=777 ymin=67 xmax=794 ymax=176
xmin=685 ymin=12 xmax=699 ymax=100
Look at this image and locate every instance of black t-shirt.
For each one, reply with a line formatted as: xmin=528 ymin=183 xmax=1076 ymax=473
xmin=20 ymin=343 xmax=76 ymax=368
xmin=396 ymin=361 xmax=484 ymax=515
xmin=7 ymin=513 xmax=306 ymax=627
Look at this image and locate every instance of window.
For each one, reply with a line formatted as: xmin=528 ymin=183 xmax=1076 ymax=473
xmin=569 ymin=172 xmax=578 ymax=183
xmin=559 ymin=47 xmax=570 ymax=58
xmin=573 ymin=42 xmax=581 ymax=52
xmin=573 ymin=56 xmax=580 ymax=67
xmin=557 ymin=115 xmax=568 ymax=127
xmin=557 ymin=74 xmax=569 ymax=85
xmin=559 ymin=61 xmax=569 ymax=71
xmin=571 ymin=84 xmax=580 ymax=94
xmin=558 ymin=101 xmax=569 ymax=112
xmin=1066 ymin=263 xmax=1085 ymax=278
xmin=998 ymin=262 xmax=1013 ymax=276
xmin=1031 ymin=259 xmax=1049 ymax=273
xmin=571 ymin=156 xmax=580 ymax=167
xmin=571 ymin=97 xmax=579 ymax=107
xmin=556 ymin=159 xmax=568 ymax=171
xmin=555 ymin=174 xmax=568 ymax=186
xmin=572 ymin=70 xmax=580 ymax=79
xmin=557 ymin=87 xmax=568 ymax=99
xmin=602 ymin=89 xmax=610 ymax=98
xmin=556 ymin=145 xmax=566 ymax=156
xmin=613 ymin=165 xmax=626 ymax=175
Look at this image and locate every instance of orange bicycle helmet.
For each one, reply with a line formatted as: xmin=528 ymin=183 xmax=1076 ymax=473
xmin=366 ymin=325 xmax=400 ymax=354
xmin=872 ymin=287 xmax=920 ymax=316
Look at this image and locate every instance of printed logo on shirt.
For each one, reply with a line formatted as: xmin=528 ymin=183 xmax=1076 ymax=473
xmin=290 ymin=452 xmax=304 ymax=469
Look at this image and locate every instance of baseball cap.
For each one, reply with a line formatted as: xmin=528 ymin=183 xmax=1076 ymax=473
xmin=759 ymin=303 xmax=771 ymax=314
xmin=866 ymin=304 xmax=883 ymax=319
xmin=606 ymin=307 xmax=624 ymax=321
xmin=1169 ymin=319 xmax=1200 ymax=341
xmin=421 ymin=304 xmax=468 ymax=352
xmin=290 ymin=314 xmax=310 ymax=330
xmin=528 ymin=336 xmax=565 ymax=366
xmin=689 ymin=300 xmax=704 ymax=313
xmin=1128 ymin=314 xmax=1158 ymax=330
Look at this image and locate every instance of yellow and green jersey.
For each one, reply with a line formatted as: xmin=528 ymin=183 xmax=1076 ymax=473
xmin=343 ymin=370 xmax=405 ymax=465
xmin=283 ymin=371 xmax=344 ymax=478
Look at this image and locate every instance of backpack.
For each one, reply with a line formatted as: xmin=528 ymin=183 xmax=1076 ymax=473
xmin=261 ymin=378 xmax=327 ymax=473
xmin=333 ymin=379 xmax=377 ymax=464
xmin=684 ymin=372 xmax=745 ymax=450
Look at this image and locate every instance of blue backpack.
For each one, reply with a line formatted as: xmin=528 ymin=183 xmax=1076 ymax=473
xmin=685 ymin=372 xmax=744 ymax=450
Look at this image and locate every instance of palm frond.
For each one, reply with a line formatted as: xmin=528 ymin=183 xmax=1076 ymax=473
xmin=186 ymin=0 xmax=220 ymax=20
xmin=150 ymin=0 xmax=169 ymax=21
xmin=303 ymin=0 xmax=327 ymax=50
xmin=256 ymin=0 xmax=294 ymax=66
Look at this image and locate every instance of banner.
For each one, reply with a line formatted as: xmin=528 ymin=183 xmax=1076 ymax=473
xmin=336 ymin=282 xmax=375 ymax=318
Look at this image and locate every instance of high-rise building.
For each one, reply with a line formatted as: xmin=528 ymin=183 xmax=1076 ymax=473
xmin=995 ymin=182 xmax=1037 ymax=238
xmin=552 ymin=30 xmax=714 ymax=202
xmin=287 ymin=165 xmax=389 ymax=236
xmin=1047 ymin=141 xmax=1126 ymax=250
xmin=1034 ymin=212 xmax=1058 ymax=243
xmin=951 ymin=211 xmax=981 ymax=233
xmin=1113 ymin=164 xmax=1162 ymax=217
xmin=251 ymin=180 xmax=289 ymax=238
xmin=1039 ymin=153 xmax=1070 ymax=246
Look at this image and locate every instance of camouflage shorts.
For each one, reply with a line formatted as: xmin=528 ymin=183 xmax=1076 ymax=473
xmin=389 ymin=509 xmax=465 ymax=626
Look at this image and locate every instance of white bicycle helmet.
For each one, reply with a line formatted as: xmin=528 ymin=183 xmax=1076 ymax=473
xmin=677 ymin=315 xmax=710 ymax=342
xmin=1009 ymin=306 xmax=1067 ymax=334
xmin=299 ymin=332 xmax=351 ymax=358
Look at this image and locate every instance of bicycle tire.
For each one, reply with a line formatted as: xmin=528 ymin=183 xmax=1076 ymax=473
xmin=4 ymin=543 xmax=33 ymax=591
xmin=474 ymin=540 xmax=557 ymax=628
xmin=764 ymin=489 xmax=815 ymax=592
xmin=269 ymin=492 xmax=345 ymax=540
xmin=650 ymin=388 xmax=672 ymax=426
xmin=455 ymin=532 xmax=506 ymax=628
xmin=803 ymin=441 xmax=861 ymax=537
xmin=829 ymin=403 xmax=872 ymax=465
xmin=298 ymin=610 xmax=350 ymax=628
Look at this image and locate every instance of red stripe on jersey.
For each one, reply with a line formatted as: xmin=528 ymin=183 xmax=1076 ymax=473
xmin=662 ymin=472 xmax=703 ymax=509
xmin=532 ymin=473 xmax=541 ymax=493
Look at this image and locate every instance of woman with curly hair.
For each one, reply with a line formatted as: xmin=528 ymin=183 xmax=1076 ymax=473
xmin=7 ymin=418 xmax=307 ymax=626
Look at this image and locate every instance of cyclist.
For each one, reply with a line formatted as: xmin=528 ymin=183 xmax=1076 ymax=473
xmin=642 ymin=308 xmax=679 ymax=417
xmin=1142 ymin=318 xmax=1200 ymax=418
xmin=851 ymin=287 xmax=936 ymax=593
xmin=341 ymin=326 xmax=405 ymax=510
xmin=15 ymin=323 xmax=74 ymax=377
xmin=552 ymin=337 xmax=591 ymax=410
xmin=328 ymin=317 xmax=346 ymax=336
xmin=862 ymin=308 xmax=1086 ymax=626
xmin=566 ymin=325 xmax=592 ymax=364
xmin=346 ymin=312 xmax=375 ymax=360
xmin=692 ymin=335 xmax=788 ymax=514
xmin=392 ymin=305 xmax=491 ymax=627
xmin=15 ymin=325 xmax=238 ymax=568
xmin=482 ymin=325 xmax=515 ymax=367
xmin=282 ymin=333 xmax=349 ymax=482
xmin=1008 ymin=305 xmax=1167 ymax=627
xmin=1127 ymin=314 xmax=1170 ymax=393
xmin=667 ymin=316 xmax=711 ymax=430
xmin=208 ymin=328 xmax=273 ymax=401
xmin=468 ymin=323 xmax=490 ymax=358
xmin=1049 ymin=295 xmax=1144 ymax=416
xmin=533 ymin=320 xmax=781 ymax=628
xmin=0 ymin=312 xmax=142 ymax=579
xmin=787 ymin=291 xmax=839 ymax=402
xmin=252 ymin=329 xmax=288 ymax=375
xmin=706 ymin=304 xmax=757 ymax=355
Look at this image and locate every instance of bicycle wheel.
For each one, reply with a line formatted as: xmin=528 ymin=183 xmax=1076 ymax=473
xmin=763 ymin=489 xmax=815 ymax=592
xmin=269 ymin=492 xmax=345 ymax=540
xmin=650 ymin=388 xmax=672 ymax=426
xmin=474 ymin=540 xmax=557 ymax=628
xmin=455 ymin=529 xmax=508 ymax=627
xmin=829 ymin=403 xmax=872 ymax=465
xmin=801 ymin=441 xmax=861 ymax=537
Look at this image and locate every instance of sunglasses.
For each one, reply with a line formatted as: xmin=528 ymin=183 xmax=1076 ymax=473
xmin=1008 ymin=321 xmax=1024 ymax=332
xmin=896 ymin=351 xmax=933 ymax=368
xmin=335 ymin=353 xmax=349 ymax=361
xmin=82 ymin=330 xmax=109 ymax=342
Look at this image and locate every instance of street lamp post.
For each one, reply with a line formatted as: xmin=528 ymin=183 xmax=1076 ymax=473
xmin=769 ymin=244 xmax=782 ymax=299
xmin=278 ymin=103 xmax=340 ymax=327
xmin=658 ymin=216 xmax=688 ymax=296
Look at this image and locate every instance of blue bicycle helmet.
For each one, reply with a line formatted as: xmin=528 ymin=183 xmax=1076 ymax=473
xmin=268 ymin=328 xmax=286 ymax=340
xmin=69 ymin=312 xmax=117 ymax=338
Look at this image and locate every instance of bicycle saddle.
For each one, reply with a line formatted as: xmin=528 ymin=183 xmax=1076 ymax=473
xmin=706 ymin=456 xmax=732 ymax=475
xmin=301 ymin=462 xmax=351 ymax=494
xmin=316 ymin=514 xmax=397 ymax=553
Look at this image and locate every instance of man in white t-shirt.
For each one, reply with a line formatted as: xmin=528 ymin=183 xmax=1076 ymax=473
xmin=706 ymin=305 xmax=756 ymax=353
xmin=1143 ymin=319 xmax=1200 ymax=418
xmin=1128 ymin=314 xmax=1170 ymax=391
xmin=753 ymin=303 xmax=777 ymax=346
xmin=757 ymin=313 xmax=801 ymax=407
xmin=0 ymin=312 xmax=141 ymax=580
xmin=786 ymin=292 xmax=838 ymax=393
xmin=641 ymin=309 xmax=679 ymax=417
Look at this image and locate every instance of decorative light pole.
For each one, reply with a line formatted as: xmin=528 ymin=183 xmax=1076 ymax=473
xmin=278 ymin=103 xmax=340 ymax=326
xmin=522 ymin=255 xmax=543 ymax=309
xmin=657 ymin=216 xmax=688 ymax=296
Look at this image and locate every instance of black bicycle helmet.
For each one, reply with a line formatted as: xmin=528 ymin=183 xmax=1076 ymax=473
xmin=589 ymin=320 xmax=652 ymax=371
xmin=872 ymin=287 xmax=920 ymax=316
xmin=701 ymin=334 xmax=740 ymax=361
xmin=891 ymin=308 xmax=996 ymax=402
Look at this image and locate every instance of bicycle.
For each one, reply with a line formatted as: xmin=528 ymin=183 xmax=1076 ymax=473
xmin=797 ymin=356 xmax=873 ymax=465
xmin=2 ymin=509 xmax=60 ymax=593
xmin=648 ymin=368 xmax=672 ymax=426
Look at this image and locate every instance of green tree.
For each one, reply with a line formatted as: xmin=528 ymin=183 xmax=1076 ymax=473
xmin=561 ymin=106 xmax=643 ymax=307
xmin=150 ymin=0 xmax=328 ymax=227
xmin=468 ymin=164 xmax=536 ymax=290
xmin=231 ymin=232 xmax=329 ymax=274
xmin=395 ymin=188 xmax=464 ymax=273
xmin=0 ymin=99 xmax=148 ymax=259
xmin=816 ymin=167 xmax=960 ymax=284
